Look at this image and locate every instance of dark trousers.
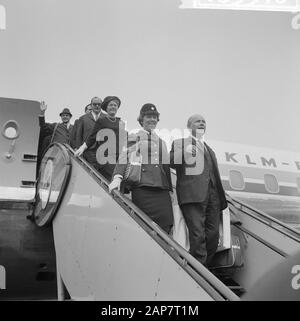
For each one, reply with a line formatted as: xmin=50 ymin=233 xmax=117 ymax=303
xmin=83 ymin=150 xmax=98 ymax=169
xmin=96 ymin=163 xmax=116 ymax=182
xmin=180 ymin=183 xmax=221 ymax=266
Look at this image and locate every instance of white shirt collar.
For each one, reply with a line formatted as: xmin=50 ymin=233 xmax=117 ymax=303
xmin=61 ymin=122 xmax=71 ymax=129
xmin=91 ymin=111 xmax=101 ymax=121
xmin=190 ymin=133 xmax=205 ymax=145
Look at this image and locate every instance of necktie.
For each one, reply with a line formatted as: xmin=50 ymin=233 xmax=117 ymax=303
xmin=195 ymin=139 xmax=205 ymax=153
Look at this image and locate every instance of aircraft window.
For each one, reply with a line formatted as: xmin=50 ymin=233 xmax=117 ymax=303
xmin=229 ymin=170 xmax=245 ymax=190
xmin=296 ymin=177 xmax=300 ymax=193
xmin=4 ymin=127 xmax=17 ymax=139
xmin=264 ymin=174 xmax=279 ymax=193
xmin=1 ymin=120 xmax=20 ymax=140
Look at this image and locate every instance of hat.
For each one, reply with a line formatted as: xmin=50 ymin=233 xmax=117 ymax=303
xmin=59 ymin=108 xmax=72 ymax=117
xmin=138 ymin=103 xmax=160 ymax=125
xmin=140 ymin=103 xmax=159 ymax=115
xmin=101 ymin=96 xmax=121 ymax=112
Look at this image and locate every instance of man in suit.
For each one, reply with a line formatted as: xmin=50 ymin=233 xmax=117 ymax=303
xmin=73 ymin=96 xmax=103 ymax=167
xmin=39 ymin=101 xmax=73 ymax=145
xmin=170 ymin=114 xmax=227 ymax=267
xmin=70 ymin=103 xmax=93 ymax=149
xmin=37 ymin=101 xmax=73 ymax=177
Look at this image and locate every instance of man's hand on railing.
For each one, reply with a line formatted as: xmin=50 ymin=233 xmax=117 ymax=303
xmin=74 ymin=143 xmax=87 ymax=157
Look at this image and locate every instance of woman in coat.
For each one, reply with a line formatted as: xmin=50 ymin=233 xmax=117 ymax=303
xmin=75 ymin=96 xmax=126 ymax=181
xmin=109 ymin=103 xmax=173 ymax=234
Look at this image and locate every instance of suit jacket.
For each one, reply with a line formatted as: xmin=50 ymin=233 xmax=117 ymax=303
xmin=170 ymin=137 xmax=227 ymax=210
xmin=71 ymin=112 xmax=98 ymax=150
xmin=113 ymin=130 xmax=172 ymax=191
xmin=70 ymin=119 xmax=79 ymax=149
xmin=39 ymin=116 xmax=73 ymax=145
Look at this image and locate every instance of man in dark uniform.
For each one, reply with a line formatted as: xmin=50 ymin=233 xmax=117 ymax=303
xmin=170 ymin=114 xmax=227 ymax=267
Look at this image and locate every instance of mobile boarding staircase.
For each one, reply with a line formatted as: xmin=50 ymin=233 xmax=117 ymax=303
xmin=33 ymin=143 xmax=300 ymax=301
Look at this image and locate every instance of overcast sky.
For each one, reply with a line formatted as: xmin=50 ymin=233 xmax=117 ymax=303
xmin=1 ymin=0 xmax=300 ymax=151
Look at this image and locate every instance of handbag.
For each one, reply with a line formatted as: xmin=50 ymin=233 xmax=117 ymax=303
xmin=123 ymin=148 xmax=142 ymax=186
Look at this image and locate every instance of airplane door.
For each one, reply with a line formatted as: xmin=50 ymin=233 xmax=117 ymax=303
xmin=0 ymin=97 xmax=40 ymax=201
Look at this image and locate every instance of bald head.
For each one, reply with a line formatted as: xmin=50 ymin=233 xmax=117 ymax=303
xmin=91 ymin=96 xmax=102 ymax=115
xmin=91 ymin=96 xmax=102 ymax=104
xmin=187 ymin=114 xmax=206 ymax=130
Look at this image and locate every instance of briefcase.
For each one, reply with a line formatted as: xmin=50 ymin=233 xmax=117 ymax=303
xmin=210 ymin=234 xmax=244 ymax=269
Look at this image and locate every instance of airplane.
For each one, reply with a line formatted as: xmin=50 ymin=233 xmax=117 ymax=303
xmin=1 ymin=97 xmax=299 ymax=227
xmin=0 ymin=97 xmax=57 ymax=300
xmin=210 ymin=140 xmax=300 ymax=231
xmin=1 ymin=97 xmax=300 ymax=300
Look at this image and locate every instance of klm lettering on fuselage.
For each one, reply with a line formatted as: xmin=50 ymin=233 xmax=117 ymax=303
xmin=224 ymin=152 xmax=300 ymax=171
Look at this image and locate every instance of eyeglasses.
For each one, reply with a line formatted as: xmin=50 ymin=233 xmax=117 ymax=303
xmin=92 ymin=103 xmax=101 ymax=107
